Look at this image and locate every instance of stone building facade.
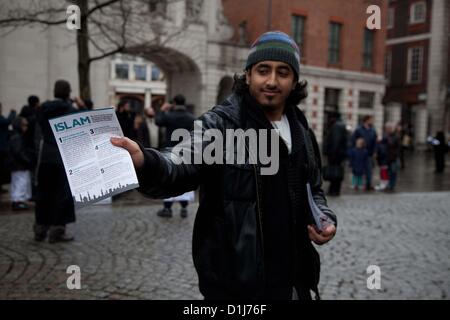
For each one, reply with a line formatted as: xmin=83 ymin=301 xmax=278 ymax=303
xmin=223 ymin=0 xmax=388 ymax=143
xmin=384 ymin=0 xmax=449 ymax=144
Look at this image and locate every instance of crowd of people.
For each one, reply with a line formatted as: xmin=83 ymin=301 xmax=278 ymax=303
xmin=0 ymin=78 xmax=198 ymax=242
xmin=115 ymin=93 xmax=196 ymax=218
xmin=323 ymin=113 xmax=448 ymax=196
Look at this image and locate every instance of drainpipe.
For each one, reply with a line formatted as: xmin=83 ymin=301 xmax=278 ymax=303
xmin=267 ymin=0 xmax=272 ymax=31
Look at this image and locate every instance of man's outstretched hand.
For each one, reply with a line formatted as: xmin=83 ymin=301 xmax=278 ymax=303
xmin=308 ymin=224 xmax=336 ymax=245
xmin=110 ymin=137 xmax=144 ymax=169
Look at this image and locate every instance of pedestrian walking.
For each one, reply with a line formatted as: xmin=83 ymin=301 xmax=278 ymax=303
xmin=432 ymin=131 xmax=448 ymax=173
xmin=34 ymin=80 xmax=78 ymax=243
xmin=154 ymin=94 xmax=196 ymax=218
xmin=322 ymin=112 xmax=347 ymax=196
xmin=351 ymin=115 xmax=377 ymax=190
xmin=384 ymin=123 xmax=401 ymax=191
xmin=8 ymin=117 xmax=36 ymax=210
xmin=116 ymin=100 xmax=134 ymax=138
xmin=0 ymin=103 xmax=16 ymax=193
xmin=19 ymin=95 xmax=40 ymax=200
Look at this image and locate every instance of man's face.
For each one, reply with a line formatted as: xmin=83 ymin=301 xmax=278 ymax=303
xmin=246 ymin=61 xmax=296 ymax=111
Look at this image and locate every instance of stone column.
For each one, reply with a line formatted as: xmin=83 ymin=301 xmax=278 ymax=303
xmin=426 ymin=0 xmax=449 ymax=135
xmin=385 ymin=102 xmax=402 ymax=124
xmin=413 ymin=105 xmax=428 ymax=144
xmin=144 ymin=88 xmax=152 ymax=108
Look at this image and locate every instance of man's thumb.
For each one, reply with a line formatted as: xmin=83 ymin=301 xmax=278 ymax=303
xmin=110 ymin=137 xmax=128 ymax=149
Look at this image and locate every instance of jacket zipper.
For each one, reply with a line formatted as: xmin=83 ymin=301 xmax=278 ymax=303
xmin=252 ymin=164 xmax=265 ymax=258
xmin=243 ymin=140 xmax=265 ymax=257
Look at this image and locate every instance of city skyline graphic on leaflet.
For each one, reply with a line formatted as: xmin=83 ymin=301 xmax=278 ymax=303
xmin=72 ymin=182 xmax=139 ymax=207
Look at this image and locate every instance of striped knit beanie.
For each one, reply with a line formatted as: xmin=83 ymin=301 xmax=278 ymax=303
xmin=245 ymin=31 xmax=301 ymax=78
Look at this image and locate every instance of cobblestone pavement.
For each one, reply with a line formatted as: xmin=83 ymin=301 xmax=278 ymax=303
xmin=0 ymin=191 xmax=449 ymax=300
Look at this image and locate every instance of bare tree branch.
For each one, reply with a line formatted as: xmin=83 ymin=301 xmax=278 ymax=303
xmin=86 ymin=0 xmax=121 ymax=17
xmin=89 ymin=46 xmax=125 ymax=63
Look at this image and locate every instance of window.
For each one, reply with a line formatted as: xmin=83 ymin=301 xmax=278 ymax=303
xmin=328 ymin=22 xmax=342 ymax=64
xmin=115 ymin=63 xmax=129 ymax=80
xmin=387 ymin=8 xmax=394 ymax=29
xmin=407 ymin=47 xmax=423 ymax=83
xmin=324 ymin=88 xmax=341 ymax=111
xmin=291 ymin=15 xmax=306 ymax=52
xmin=410 ymin=1 xmax=426 ymax=24
xmin=151 ymin=65 xmax=165 ymax=81
xmin=359 ymin=91 xmax=375 ymax=109
xmin=133 ymin=64 xmax=147 ymax=81
xmin=385 ymin=51 xmax=392 ymax=84
xmin=362 ymin=29 xmax=375 ymax=69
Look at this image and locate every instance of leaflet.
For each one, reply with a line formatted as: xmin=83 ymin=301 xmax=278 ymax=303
xmin=49 ymin=108 xmax=139 ymax=208
xmin=306 ymin=183 xmax=333 ymax=231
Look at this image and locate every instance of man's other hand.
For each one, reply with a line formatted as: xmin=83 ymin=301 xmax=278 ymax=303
xmin=110 ymin=137 xmax=144 ymax=169
xmin=308 ymin=224 xmax=336 ymax=245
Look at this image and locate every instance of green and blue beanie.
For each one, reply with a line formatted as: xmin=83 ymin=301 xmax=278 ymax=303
xmin=245 ymin=31 xmax=301 ymax=78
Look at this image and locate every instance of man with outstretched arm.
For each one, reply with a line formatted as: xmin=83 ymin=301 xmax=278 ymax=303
xmin=111 ymin=31 xmax=336 ymax=300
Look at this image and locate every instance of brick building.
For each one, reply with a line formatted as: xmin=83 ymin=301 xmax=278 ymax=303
xmin=222 ymin=0 xmax=388 ymax=143
xmin=384 ymin=0 xmax=449 ymax=145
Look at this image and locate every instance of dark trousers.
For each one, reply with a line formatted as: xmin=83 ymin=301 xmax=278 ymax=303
xmin=0 ymin=150 xmax=8 ymax=189
xmin=35 ymin=163 xmax=75 ymax=226
xmin=328 ymin=179 xmax=342 ymax=195
xmin=164 ymin=200 xmax=188 ymax=209
xmin=435 ymin=152 xmax=445 ymax=173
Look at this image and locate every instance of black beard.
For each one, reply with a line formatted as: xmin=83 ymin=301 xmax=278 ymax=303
xmin=260 ymin=101 xmax=279 ymax=112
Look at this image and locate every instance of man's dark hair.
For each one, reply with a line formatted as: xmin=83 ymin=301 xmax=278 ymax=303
xmin=232 ymin=73 xmax=308 ymax=106
xmin=54 ymin=80 xmax=71 ymax=100
xmin=173 ymin=94 xmax=186 ymax=106
xmin=28 ymin=95 xmax=39 ymax=107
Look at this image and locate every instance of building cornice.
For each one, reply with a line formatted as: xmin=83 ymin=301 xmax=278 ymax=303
xmin=386 ymin=33 xmax=430 ymax=46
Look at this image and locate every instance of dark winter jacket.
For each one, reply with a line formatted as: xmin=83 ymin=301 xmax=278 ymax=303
xmin=323 ymin=119 xmax=348 ymax=164
xmin=348 ymin=147 xmax=369 ymax=176
xmin=0 ymin=110 xmax=16 ymax=152
xmin=38 ymin=99 xmax=77 ymax=165
xmin=19 ymin=104 xmax=39 ymax=148
xmin=375 ymin=140 xmax=388 ymax=167
xmin=155 ymin=105 xmax=196 ymax=148
xmin=385 ymin=133 xmax=400 ymax=164
xmin=136 ymin=93 xmax=336 ymax=299
xmin=116 ymin=110 xmax=134 ymax=138
xmin=351 ymin=125 xmax=377 ymax=156
xmin=129 ymin=121 xmax=151 ymax=148
xmin=8 ymin=118 xmax=36 ymax=171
